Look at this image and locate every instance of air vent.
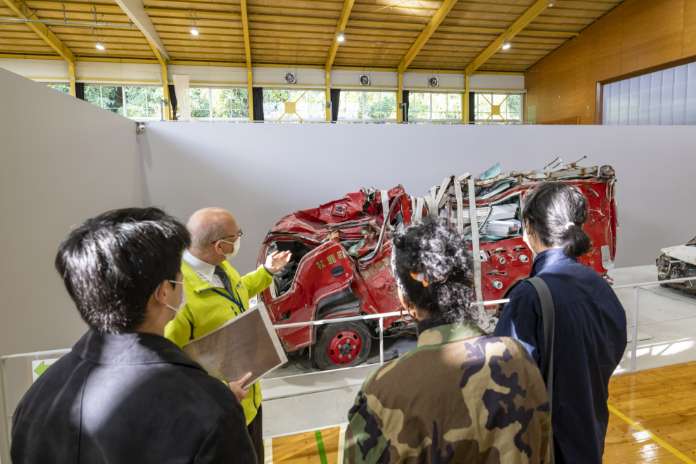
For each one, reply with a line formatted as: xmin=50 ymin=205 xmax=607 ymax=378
xmin=285 ymin=72 xmax=297 ymax=85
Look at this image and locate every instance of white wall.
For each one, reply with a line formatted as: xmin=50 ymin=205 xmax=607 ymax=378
xmin=0 ymin=67 xmax=145 ymax=461
xmin=0 ymin=58 xmax=526 ymax=91
xmin=140 ymin=123 xmax=696 ymax=272
xmin=0 ymin=68 xmax=144 ymax=357
xmin=0 ymin=58 xmax=69 ymax=82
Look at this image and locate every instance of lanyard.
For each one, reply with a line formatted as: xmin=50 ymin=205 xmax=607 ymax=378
xmin=211 ymin=287 xmax=245 ymax=313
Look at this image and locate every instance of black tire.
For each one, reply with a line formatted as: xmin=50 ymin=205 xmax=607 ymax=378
xmin=313 ymin=321 xmax=372 ymax=370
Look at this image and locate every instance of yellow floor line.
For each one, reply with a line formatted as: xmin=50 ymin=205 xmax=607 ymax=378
xmin=608 ymin=402 xmax=696 ymax=464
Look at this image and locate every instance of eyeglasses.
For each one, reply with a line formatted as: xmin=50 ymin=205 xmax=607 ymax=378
xmin=168 ymin=280 xmax=184 ymax=286
xmin=212 ymin=230 xmax=243 ymax=244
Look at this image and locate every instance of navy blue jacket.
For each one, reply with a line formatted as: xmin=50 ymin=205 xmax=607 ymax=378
xmin=11 ymin=330 xmax=256 ymax=464
xmin=494 ymin=248 xmax=627 ymax=464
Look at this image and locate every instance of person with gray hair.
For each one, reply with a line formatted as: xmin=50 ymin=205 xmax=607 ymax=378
xmin=165 ymin=207 xmax=291 ymax=463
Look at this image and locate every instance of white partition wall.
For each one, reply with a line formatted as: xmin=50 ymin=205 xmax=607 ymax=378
xmin=140 ymin=123 xmax=696 ymax=271
xmin=0 ymin=68 xmax=145 ymax=462
xmin=0 ymin=68 xmax=144 ymax=358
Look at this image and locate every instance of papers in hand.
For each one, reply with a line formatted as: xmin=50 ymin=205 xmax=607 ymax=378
xmin=183 ymin=303 xmax=288 ymax=387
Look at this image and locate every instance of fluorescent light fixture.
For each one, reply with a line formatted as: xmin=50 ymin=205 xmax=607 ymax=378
xmin=190 ymin=27 xmax=199 ymax=36
xmin=336 ymin=32 xmax=345 ymax=43
xmin=501 ymin=42 xmax=511 ymax=51
xmin=95 ymin=42 xmax=105 ymax=51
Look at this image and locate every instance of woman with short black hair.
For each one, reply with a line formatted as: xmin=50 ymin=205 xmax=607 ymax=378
xmin=344 ymin=218 xmax=550 ymax=463
xmin=494 ymin=182 xmax=627 ymax=464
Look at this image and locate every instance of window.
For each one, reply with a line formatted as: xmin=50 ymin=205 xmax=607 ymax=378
xmin=45 ymin=82 xmax=70 ymax=94
xmin=602 ymin=61 xmax=696 ymax=125
xmin=408 ymin=92 xmax=462 ymax=121
xmin=85 ymin=84 xmax=124 ymax=115
xmin=474 ymin=93 xmax=523 ymax=124
xmin=262 ymin=89 xmax=325 ymax=122
xmin=189 ymin=87 xmax=248 ymax=120
xmin=338 ymin=91 xmax=397 ymax=122
xmin=123 ymin=86 xmax=163 ymax=120
xmin=84 ymin=84 xmax=163 ymax=120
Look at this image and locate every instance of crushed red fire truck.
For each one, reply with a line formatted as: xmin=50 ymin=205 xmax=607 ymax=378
xmin=258 ymin=161 xmax=618 ymax=369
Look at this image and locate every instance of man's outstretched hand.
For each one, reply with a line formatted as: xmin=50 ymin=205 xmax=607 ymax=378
xmin=265 ymin=251 xmax=292 ymax=274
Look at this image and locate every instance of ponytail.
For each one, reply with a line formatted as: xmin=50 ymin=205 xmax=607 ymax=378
xmin=562 ymin=223 xmax=591 ymax=258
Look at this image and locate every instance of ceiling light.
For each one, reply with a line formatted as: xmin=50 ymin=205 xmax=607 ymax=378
xmin=336 ymin=32 xmax=345 ymax=43
xmin=95 ymin=42 xmax=105 ymax=51
xmin=502 ymin=42 xmax=511 ymax=51
xmin=190 ymin=27 xmax=199 ymax=36
xmin=548 ymin=1 xmax=555 ymax=6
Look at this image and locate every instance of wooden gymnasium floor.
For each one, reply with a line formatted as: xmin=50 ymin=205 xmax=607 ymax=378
xmin=264 ymin=362 xmax=696 ymax=463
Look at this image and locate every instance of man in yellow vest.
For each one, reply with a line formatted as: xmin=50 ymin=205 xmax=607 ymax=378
xmin=165 ymin=207 xmax=291 ymax=463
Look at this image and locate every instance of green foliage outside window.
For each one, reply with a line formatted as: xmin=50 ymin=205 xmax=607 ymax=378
xmin=190 ymin=87 xmax=248 ymax=120
xmin=124 ymin=86 xmax=163 ymax=119
xmin=84 ymin=84 xmax=163 ymax=120
xmin=338 ymin=91 xmax=397 ymax=122
xmin=85 ymin=85 xmax=124 ymax=115
xmin=408 ymin=92 xmax=461 ymax=121
xmin=46 ymin=83 xmax=70 ymax=94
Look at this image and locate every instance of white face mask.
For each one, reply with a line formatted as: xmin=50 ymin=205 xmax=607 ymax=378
xmin=223 ymin=237 xmax=241 ymax=260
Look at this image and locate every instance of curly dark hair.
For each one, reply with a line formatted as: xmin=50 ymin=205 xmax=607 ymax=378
xmin=522 ymin=182 xmax=591 ymax=258
xmin=55 ymin=207 xmax=190 ymax=334
xmin=391 ymin=217 xmax=476 ymax=323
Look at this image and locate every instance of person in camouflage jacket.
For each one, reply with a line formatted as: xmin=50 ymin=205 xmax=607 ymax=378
xmin=344 ymin=218 xmax=550 ymax=463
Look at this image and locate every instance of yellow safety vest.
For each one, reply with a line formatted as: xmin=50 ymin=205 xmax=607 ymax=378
xmin=165 ymin=259 xmax=273 ymax=425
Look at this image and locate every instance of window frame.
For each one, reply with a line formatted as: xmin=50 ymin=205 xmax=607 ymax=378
xmin=337 ymin=89 xmax=398 ymax=123
xmin=407 ymin=90 xmax=463 ymax=123
xmin=261 ymin=88 xmax=327 ymax=122
xmin=83 ymin=83 xmax=164 ymax=121
xmin=473 ymin=91 xmax=525 ymax=125
xmin=189 ymin=86 xmax=249 ymax=121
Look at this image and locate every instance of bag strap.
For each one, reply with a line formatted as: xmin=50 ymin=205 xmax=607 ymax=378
xmin=526 ymin=276 xmax=555 ymax=464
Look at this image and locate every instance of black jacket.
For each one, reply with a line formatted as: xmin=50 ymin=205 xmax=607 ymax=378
xmin=494 ymin=248 xmax=627 ymax=464
xmin=11 ymin=330 xmax=256 ymax=463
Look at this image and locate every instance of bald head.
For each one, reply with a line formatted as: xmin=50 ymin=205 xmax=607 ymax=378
xmin=187 ymin=207 xmax=239 ymax=251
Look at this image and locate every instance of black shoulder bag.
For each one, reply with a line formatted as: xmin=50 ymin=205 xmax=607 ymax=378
xmin=527 ymin=276 xmax=556 ymax=464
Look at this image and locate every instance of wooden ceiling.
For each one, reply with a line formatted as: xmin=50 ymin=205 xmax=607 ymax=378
xmin=0 ymin=0 xmax=623 ymax=72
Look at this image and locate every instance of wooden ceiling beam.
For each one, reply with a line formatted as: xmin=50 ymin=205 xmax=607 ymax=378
xmin=325 ymin=0 xmax=354 ymax=71
xmin=464 ymin=0 xmax=550 ymax=75
xmin=397 ymin=0 xmax=458 ymax=73
xmin=1 ymin=0 xmax=74 ymax=62
xmin=240 ymin=0 xmax=254 ymax=120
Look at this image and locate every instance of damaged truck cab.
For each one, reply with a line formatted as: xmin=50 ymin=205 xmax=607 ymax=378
xmin=258 ymin=163 xmax=618 ymax=370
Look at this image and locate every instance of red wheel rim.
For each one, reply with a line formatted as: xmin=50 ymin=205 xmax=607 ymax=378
xmin=327 ymin=330 xmax=363 ymax=365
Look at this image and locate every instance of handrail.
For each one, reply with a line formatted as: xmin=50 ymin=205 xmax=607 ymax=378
xmin=271 ymin=299 xmax=509 ymax=330
xmin=612 ymin=276 xmax=696 ymax=290
xmin=0 ymin=348 xmax=70 ymax=362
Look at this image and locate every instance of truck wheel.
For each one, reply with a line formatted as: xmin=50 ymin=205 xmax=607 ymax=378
xmin=314 ymin=321 xmax=372 ymax=370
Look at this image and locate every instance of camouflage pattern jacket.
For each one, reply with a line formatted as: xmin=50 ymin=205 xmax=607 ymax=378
xmin=344 ymin=322 xmax=550 ymax=463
